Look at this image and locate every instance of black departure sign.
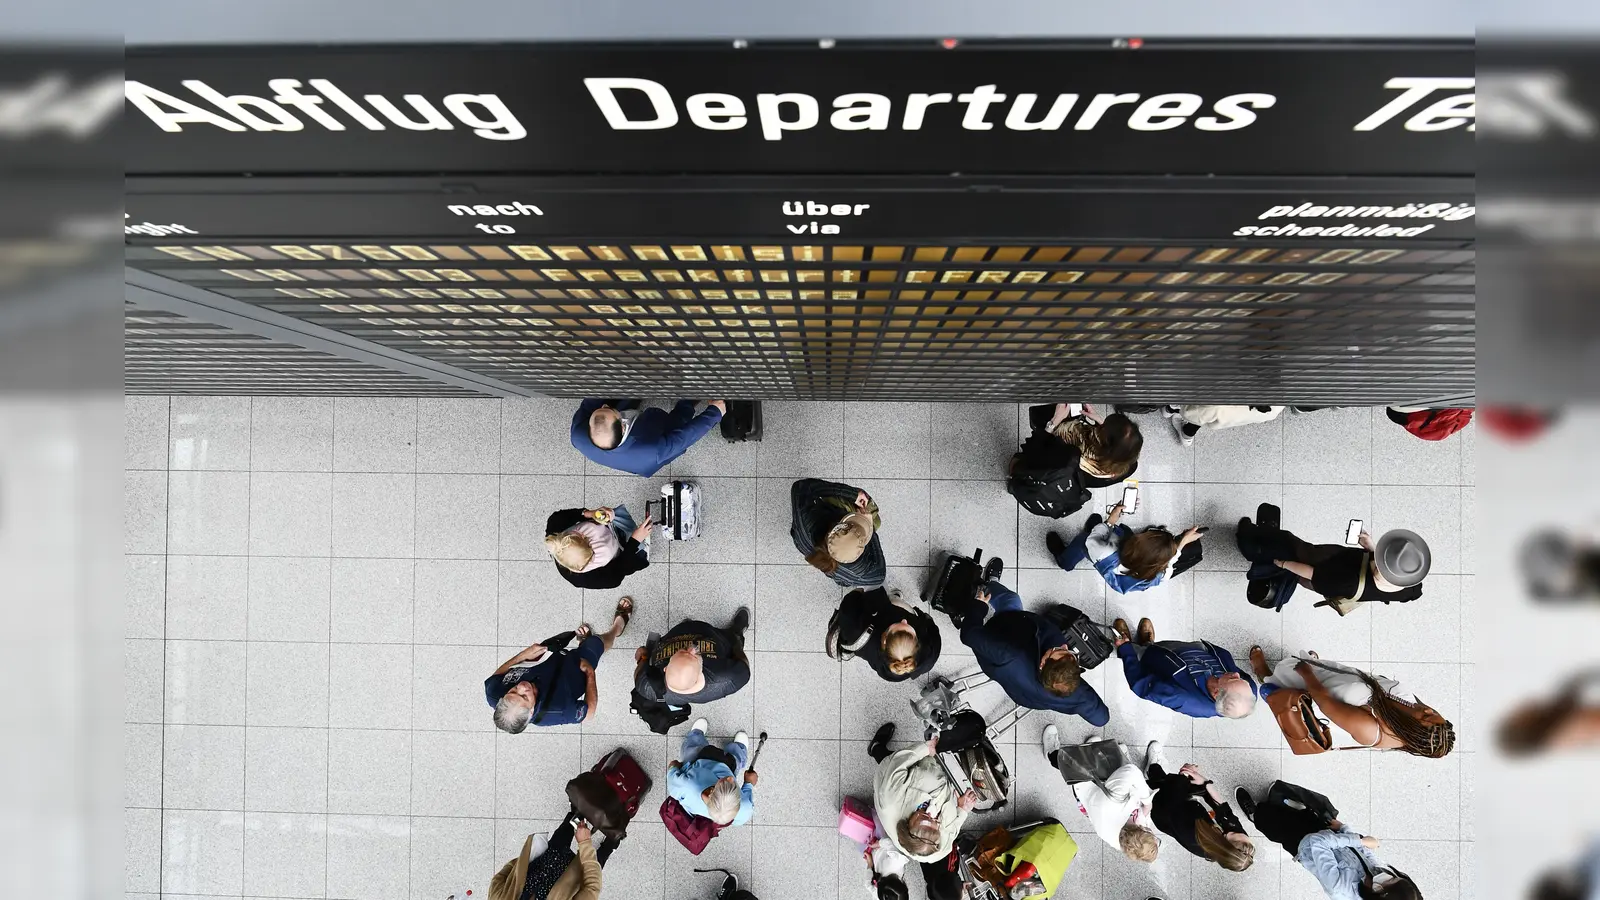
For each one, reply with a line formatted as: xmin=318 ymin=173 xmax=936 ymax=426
xmin=124 ymin=41 xmax=1475 ymax=177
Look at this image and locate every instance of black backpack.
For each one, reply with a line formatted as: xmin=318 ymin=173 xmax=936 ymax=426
xmin=1042 ymin=603 xmax=1114 ymax=669
xmin=1007 ymin=430 xmax=1091 ymax=518
xmin=720 ymin=400 xmax=763 ymax=442
xmin=629 ymin=686 xmax=691 ymax=734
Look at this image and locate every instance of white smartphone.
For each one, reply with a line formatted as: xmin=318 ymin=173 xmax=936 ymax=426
xmin=1345 ymin=518 xmax=1364 ymax=546
xmin=1120 ymin=483 xmax=1140 ymax=514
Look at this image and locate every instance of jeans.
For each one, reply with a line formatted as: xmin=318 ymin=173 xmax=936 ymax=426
xmin=680 ymin=729 xmax=749 ymax=774
xmin=984 ymin=580 xmax=1024 ymax=614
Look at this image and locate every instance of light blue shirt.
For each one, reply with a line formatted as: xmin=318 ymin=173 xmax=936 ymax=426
xmin=665 ymin=758 xmax=754 ymax=827
xmin=1295 ymin=826 xmax=1380 ymax=900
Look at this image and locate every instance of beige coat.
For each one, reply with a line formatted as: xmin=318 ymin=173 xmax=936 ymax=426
xmin=490 ymin=835 xmax=602 ymax=900
xmin=872 ymin=743 xmax=968 ymax=862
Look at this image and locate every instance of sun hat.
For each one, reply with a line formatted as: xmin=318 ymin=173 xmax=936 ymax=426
xmin=1375 ymin=529 xmax=1431 ymax=587
xmin=826 ymin=512 xmax=875 ymax=564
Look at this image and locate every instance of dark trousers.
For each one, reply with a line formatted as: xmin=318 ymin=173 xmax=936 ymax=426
xmin=547 ymin=819 xmax=619 ymax=868
xmin=1253 ymin=800 xmax=1328 ymax=857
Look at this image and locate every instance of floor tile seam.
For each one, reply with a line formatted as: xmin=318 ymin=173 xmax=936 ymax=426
xmin=156 ymin=399 xmax=174 ymax=896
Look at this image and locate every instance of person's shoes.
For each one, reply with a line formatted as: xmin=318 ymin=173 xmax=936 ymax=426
xmin=1136 ymin=618 xmax=1155 ymax=646
xmin=1045 ymin=532 xmax=1067 ymax=559
xmin=1166 ymin=408 xmax=1196 ymax=447
xmin=1041 ymin=723 xmax=1060 ymax=759
xmin=718 ymin=872 xmax=739 ymax=900
xmin=982 ymin=556 xmax=1004 ymax=583
xmin=1145 ymin=740 xmax=1167 ymax=772
xmin=1084 ymin=512 xmax=1104 ymax=530
xmin=732 ymin=730 xmax=749 ymax=750
xmin=1249 ymin=645 xmax=1270 ymax=679
xmin=728 ymin=606 xmax=750 ymax=634
xmin=1112 ymin=618 xmax=1132 ymax=644
xmin=868 ymin=722 xmax=896 ymax=760
xmin=690 ymin=717 xmax=709 ymax=735
xmin=1235 ymin=787 xmax=1258 ymax=822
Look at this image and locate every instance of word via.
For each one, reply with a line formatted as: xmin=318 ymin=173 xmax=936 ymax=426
xmin=586 ymin=77 xmax=1279 ymax=140
xmin=783 ymin=200 xmax=872 ymax=234
xmin=124 ymin=78 xmax=528 ymax=140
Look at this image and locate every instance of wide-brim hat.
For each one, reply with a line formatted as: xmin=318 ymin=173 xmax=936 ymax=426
xmin=1375 ymin=529 xmax=1431 ymax=587
xmin=826 ymin=513 xmax=875 ymax=564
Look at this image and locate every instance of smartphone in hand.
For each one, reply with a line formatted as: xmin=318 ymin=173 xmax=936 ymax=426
xmin=1121 ymin=483 xmax=1140 ymax=514
xmin=1345 ymin=518 xmax=1364 ymax=546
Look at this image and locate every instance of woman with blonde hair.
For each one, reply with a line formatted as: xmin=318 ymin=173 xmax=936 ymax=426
xmin=790 ymin=478 xmax=886 ymax=588
xmin=545 ymin=504 xmax=653 ymax=590
xmin=1252 ymin=649 xmax=1456 ymax=758
xmin=826 ymin=586 xmax=941 ymax=682
xmin=1145 ymin=745 xmax=1256 ymax=872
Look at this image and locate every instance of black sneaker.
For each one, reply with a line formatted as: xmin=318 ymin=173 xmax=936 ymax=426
xmin=982 ymin=556 xmax=1004 ymax=583
xmin=868 ymin=722 xmax=897 ymax=761
xmin=727 ymin=606 xmax=750 ymax=634
xmin=1235 ymin=787 xmax=1257 ymax=822
xmin=1256 ymin=502 xmax=1281 ymax=531
xmin=1045 ymin=532 xmax=1066 ymax=559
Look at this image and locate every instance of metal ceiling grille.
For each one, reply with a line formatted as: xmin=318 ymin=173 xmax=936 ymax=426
xmin=125 ymin=240 xmax=1474 ymax=403
xmin=124 ymin=300 xmax=490 ymax=396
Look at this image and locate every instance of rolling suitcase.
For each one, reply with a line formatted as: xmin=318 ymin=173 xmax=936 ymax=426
xmin=645 ymin=480 xmax=701 ymax=541
xmin=720 ymin=400 xmax=763 ymax=442
xmin=924 ymin=549 xmax=985 ymax=625
xmin=565 ymin=747 xmax=652 ymax=840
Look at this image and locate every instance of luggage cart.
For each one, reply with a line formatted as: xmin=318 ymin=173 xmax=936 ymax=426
xmin=910 ymin=671 xmax=1032 ymax=813
xmin=957 ymin=819 xmax=1078 ymax=900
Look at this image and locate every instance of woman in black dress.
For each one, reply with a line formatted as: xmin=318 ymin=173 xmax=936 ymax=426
xmin=826 ymin=587 xmax=941 ymax=682
xmin=1144 ymin=748 xmax=1255 ymax=872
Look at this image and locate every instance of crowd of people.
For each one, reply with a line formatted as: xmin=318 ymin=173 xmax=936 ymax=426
xmin=483 ymin=398 xmax=1456 ymax=900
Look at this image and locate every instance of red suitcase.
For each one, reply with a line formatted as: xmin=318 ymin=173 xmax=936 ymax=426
xmin=595 ymin=747 xmax=651 ymax=819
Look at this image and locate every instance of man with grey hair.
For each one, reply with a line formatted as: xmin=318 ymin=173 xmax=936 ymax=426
xmin=665 ymin=717 xmax=758 ymax=827
xmin=485 ymin=598 xmax=633 ymax=732
xmin=1118 ymin=617 xmax=1258 ymax=720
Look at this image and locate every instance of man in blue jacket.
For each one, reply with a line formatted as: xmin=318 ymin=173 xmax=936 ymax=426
xmin=1118 ymin=618 xmax=1258 ymax=719
xmin=571 ymin=398 xmax=726 ymax=476
xmin=958 ymin=579 xmax=1111 ymax=726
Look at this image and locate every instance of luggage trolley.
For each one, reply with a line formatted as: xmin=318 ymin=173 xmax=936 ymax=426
xmin=910 ymin=671 xmax=1032 ymax=813
xmin=956 ymin=818 xmax=1078 ymax=900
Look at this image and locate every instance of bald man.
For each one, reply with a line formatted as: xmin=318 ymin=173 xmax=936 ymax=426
xmin=633 ymin=610 xmax=751 ymax=707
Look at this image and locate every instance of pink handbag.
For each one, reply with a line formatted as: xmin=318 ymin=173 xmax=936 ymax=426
xmin=838 ymin=796 xmax=876 ymax=845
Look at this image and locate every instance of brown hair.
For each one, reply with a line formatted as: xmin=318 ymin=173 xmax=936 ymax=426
xmin=1081 ymin=413 xmax=1144 ymax=472
xmin=1360 ymin=871 xmax=1423 ymax=900
xmin=1363 ymin=672 xmax=1456 ymax=758
xmin=1195 ymin=821 xmax=1254 ymax=871
xmin=1119 ymin=528 xmax=1179 ymax=581
xmin=805 ymin=547 xmax=840 ymax=575
xmin=882 ymin=630 xmax=919 ymax=677
xmin=1119 ymin=824 xmax=1160 ymax=862
xmin=1039 ymin=653 xmax=1082 ymax=696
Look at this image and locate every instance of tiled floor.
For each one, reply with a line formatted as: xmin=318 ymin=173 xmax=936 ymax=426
xmin=125 ymin=397 xmax=1475 ymax=900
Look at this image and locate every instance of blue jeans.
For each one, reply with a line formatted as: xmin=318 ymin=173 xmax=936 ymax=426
xmin=680 ymin=729 xmax=750 ymax=774
xmin=984 ymin=580 xmax=1024 ymax=613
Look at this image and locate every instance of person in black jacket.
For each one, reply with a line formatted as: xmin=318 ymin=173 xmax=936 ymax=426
xmin=826 ymin=587 xmax=941 ymax=682
xmin=790 ymin=478 xmax=887 ymax=588
xmin=1144 ymin=741 xmax=1256 ymax=872
xmin=545 ymin=504 xmax=654 ymax=590
xmin=633 ymin=612 xmax=752 ymax=706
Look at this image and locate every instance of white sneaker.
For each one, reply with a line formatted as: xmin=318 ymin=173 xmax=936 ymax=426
xmin=1164 ymin=408 xmax=1195 ymax=447
xmin=1145 ymin=740 xmax=1168 ymax=772
xmin=1041 ymin=723 xmax=1060 ymax=759
xmin=690 ymin=717 xmax=709 ymax=735
xmin=732 ymin=730 xmax=750 ymax=749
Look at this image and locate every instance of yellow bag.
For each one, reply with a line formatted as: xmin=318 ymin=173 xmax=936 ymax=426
xmin=998 ymin=823 xmax=1078 ymax=897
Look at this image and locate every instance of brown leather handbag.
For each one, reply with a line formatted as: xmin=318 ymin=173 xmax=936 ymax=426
xmin=1266 ymin=689 xmax=1334 ymax=755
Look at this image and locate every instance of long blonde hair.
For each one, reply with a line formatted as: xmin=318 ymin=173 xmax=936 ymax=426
xmin=1195 ymin=822 xmax=1254 ymax=871
xmin=545 ymin=531 xmax=594 ymax=572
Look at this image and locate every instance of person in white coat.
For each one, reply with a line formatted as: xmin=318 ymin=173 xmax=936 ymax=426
xmin=1162 ymin=404 xmax=1285 ymax=447
xmin=1043 ymin=725 xmax=1160 ymax=862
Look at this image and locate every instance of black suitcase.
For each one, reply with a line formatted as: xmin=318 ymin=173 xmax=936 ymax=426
xmin=720 ymin=400 xmax=763 ymax=442
xmin=1042 ymin=603 xmax=1114 ymax=670
xmin=924 ymin=549 xmax=985 ymax=625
